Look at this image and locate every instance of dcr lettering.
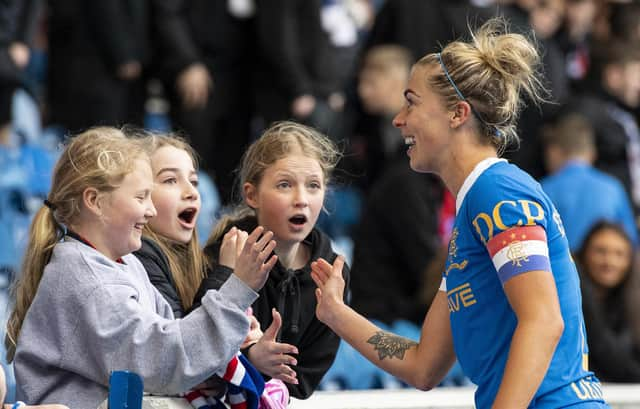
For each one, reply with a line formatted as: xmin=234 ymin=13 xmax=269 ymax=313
xmin=472 ymin=200 xmax=544 ymax=243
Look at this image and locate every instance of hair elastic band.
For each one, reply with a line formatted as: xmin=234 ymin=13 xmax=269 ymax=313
xmin=436 ymin=53 xmax=503 ymax=138
xmin=12 ymin=401 xmax=26 ymax=409
xmin=44 ymin=199 xmax=56 ymax=211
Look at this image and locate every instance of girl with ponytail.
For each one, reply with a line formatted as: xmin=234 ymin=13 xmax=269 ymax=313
xmin=6 ymin=127 xmax=274 ymax=409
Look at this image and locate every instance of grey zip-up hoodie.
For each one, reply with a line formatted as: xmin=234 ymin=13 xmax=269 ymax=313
xmin=14 ymin=238 xmax=257 ymax=409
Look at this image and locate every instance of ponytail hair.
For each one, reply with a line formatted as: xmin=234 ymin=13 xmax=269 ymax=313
xmin=5 ymin=207 xmax=59 ymax=362
xmin=5 ymin=127 xmax=147 ymax=361
xmin=417 ymin=18 xmax=548 ymax=154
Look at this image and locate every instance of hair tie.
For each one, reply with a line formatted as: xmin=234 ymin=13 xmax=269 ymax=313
xmin=44 ymin=199 xmax=57 ymax=211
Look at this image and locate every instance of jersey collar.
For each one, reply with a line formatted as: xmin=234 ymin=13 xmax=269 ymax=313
xmin=455 ymin=157 xmax=507 ymax=214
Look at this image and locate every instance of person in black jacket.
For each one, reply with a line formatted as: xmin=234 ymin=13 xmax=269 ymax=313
xmin=0 ymin=0 xmax=39 ymax=143
xmin=560 ymin=38 xmax=640 ymax=220
xmin=151 ymin=0 xmax=255 ymax=204
xmin=198 ymin=121 xmax=351 ymax=399
xmin=253 ymin=0 xmax=343 ymax=133
xmin=45 ymin=0 xmax=153 ymax=133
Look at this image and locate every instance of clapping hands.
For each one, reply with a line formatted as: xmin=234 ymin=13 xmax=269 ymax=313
xmin=220 ymin=226 xmax=277 ymax=291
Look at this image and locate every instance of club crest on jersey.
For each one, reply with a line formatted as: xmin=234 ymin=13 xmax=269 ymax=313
xmin=506 ymin=238 xmax=529 ymax=267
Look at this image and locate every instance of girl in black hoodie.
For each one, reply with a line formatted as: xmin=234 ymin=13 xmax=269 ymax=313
xmin=196 ymin=121 xmax=351 ymax=399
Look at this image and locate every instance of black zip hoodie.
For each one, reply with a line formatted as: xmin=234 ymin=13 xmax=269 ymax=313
xmin=195 ymin=216 xmax=350 ymax=399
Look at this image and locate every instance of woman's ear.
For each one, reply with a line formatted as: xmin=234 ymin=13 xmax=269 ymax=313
xmin=243 ymin=182 xmax=258 ymax=209
xmin=82 ymin=187 xmax=103 ymax=217
xmin=450 ymin=100 xmax=472 ymax=129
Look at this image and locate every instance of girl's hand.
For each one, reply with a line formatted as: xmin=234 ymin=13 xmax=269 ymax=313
xmin=219 ymin=227 xmax=246 ymax=269
xmin=246 ymin=309 xmax=299 ymax=385
xmin=310 ymin=256 xmax=346 ymax=325
xmin=234 ymin=226 xmax=278 ymax=291
xmin=242 ymin=309 xmax=264 ymax=348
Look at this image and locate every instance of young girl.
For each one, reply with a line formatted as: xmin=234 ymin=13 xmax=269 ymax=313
xmin=196 ymin=121 xmax=350 ymax=399
xmin=5 ymin=127 xmax=275 ymax=409
xmin=311 ymin=18 xmax=608 ymax=408
xmin=132 ymin=132 xmax=289 ymax=408
xmin=133 ymin=132 xmax=236 ymax=318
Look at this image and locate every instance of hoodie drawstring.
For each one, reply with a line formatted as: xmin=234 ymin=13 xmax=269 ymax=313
xmin=276 ymin=269 xmax=301 ymax=342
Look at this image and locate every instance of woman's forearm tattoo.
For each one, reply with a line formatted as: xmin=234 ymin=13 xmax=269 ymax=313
xmin=366 ymin=331 xmax=418 ymax=360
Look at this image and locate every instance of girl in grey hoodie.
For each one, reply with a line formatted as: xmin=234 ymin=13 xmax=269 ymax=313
xmin=5 ymin=127 xmax=276 ymax=409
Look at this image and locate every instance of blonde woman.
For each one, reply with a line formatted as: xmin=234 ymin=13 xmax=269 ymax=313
xmin=311 ymin=18 xmax=609 ymax=408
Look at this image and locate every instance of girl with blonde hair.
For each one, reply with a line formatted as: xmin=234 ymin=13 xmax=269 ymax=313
xmin=198 ymin=121 xmax=349 ymax=399
xmin=5 ymin=127 xmax=275 ymax=409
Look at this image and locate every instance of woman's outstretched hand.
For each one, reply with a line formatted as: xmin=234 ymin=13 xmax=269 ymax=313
xmin=310 ymin=256 xmax=346 ymax=325
xmin=224 ymin=226 xmax=278 ymax=291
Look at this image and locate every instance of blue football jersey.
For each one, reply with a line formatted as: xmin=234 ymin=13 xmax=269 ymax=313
xmin=443 ymin=159 xmax=607 ymax=408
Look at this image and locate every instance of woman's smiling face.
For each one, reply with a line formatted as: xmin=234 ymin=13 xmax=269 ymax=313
xmin=393 ymin=64 xmax=455 ymax=174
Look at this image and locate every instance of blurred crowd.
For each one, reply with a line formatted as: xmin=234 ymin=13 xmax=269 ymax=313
xmin=2 ymin=0 xmax=640 ymax=393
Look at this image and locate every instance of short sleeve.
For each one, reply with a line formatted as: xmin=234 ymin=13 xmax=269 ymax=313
xmin=464 ymin=172 xmax=552 ymax=284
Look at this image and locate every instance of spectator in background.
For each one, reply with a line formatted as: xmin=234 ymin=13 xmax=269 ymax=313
xmin=563 ymin=38 xmax=640 ymax=220
xmin=364 ymin=0 xmax=449 ymax=63
xmin=500 ymin=0 xmax=569 ymax=180
xmin=541 ymin=113 xmax=638 ymax=251
xmin=608 ymin=1 xmax=640 ymax=140
xmin=554 ymin=0 xmax=598 ymax=92
xmin=0 ymin=0 xmax=39 ymax=145
xmin=607 ymin=1 xmax=640 ymax=43
xmin=253 ymin=0 xmax=344 ymax=134
xmin=0 ymin=0 xmax=53 ymax=288
xmin=365 ymin=0 xmax=498 ymax=63
xmin=576 ymin=221 xmax=640 ymax=382
xmin=350 ymin=44 xmax=414 ymax=185
xmin=45 ymin=1 xmax=151 ymax=133
xmin=152 ymin=0 xmax=254 ymax=205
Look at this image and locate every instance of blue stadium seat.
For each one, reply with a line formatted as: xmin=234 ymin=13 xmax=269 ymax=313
xmin=108 ymin=371 xmax=143 ymax=409
xmin=196 ymin=171 xmax=221 ymax=241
